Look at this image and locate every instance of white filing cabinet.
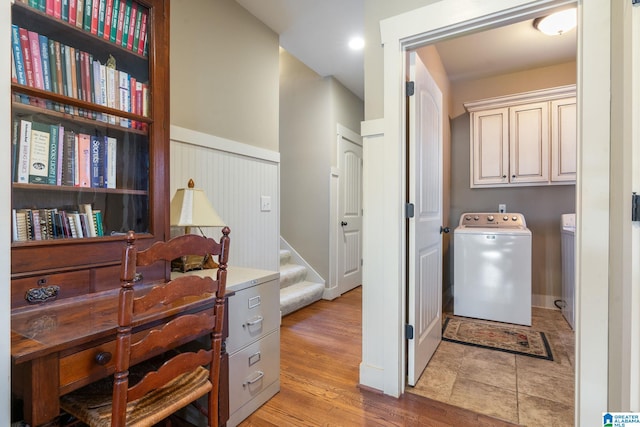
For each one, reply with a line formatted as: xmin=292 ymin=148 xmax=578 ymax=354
xmin=172 ymin=266 xmax=280 ymax=426
xmin=225 ymin=267 xmax=280 ymax=426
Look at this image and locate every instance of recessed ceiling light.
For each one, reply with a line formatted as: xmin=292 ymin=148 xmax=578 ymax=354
xmin=348 ymin=37 xmax=365 ymax=50
xmin=533 ymin=8 xmax=577 ymax=36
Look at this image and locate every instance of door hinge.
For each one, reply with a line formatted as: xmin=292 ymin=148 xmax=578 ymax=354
xmin=406 ymin=81 xmax=415 ymax=97
xmin=406 ymin=203 xmax=415 ymax=219
xmin=633 ymin=193 xmax=640 ymax=221
xmin=405 ymin=324 xmax=414 ymax=340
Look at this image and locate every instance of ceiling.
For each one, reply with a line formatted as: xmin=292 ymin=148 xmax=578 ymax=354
xmin=234 ymin=1 xmax=576 ymax=100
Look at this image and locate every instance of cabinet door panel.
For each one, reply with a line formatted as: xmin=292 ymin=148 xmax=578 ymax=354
xmin=471 ymin=108 xmax=508 ymax=186
xmin=509 ymin=102 xmax=549 ymax=183
xmin=551 ymin=98 xmax=577 ymax=182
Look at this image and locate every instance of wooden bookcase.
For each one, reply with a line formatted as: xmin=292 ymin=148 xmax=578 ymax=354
xmin=10 ymin=0 xmax=170 ymax=309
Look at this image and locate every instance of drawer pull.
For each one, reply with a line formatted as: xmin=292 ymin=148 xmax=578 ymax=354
xmin=243 ymin=371 xmax=264 ymax=387
xmin=25 ymin=285 xmax=60 ymax=304
xmin=248 ymin=295 xmax=261 ymax=308
xmin=94 ymin=351 xmax=113 ymax=366
xmin=248 ymin=351 xmax=261 ymax=366
xmin=243 ymin=316 xmax=264 ymax=328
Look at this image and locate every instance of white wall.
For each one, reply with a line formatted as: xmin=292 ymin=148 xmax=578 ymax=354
xmin=170 ymin=126 xmax=280 ymax=272
xmin=2 ymin=0 xmax=11 ymax=423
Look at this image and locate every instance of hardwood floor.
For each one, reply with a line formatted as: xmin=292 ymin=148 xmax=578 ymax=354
xmin=239 ymin=287 xmax=518 ymax=427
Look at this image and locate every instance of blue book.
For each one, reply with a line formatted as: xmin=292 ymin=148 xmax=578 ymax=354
xmin=90 ymin=135 xmax=103 ymax=188
xmin=38 ymin=34 xmax=52 ymax=93
xmin=11 ymin=25 xmax=26 ymax=85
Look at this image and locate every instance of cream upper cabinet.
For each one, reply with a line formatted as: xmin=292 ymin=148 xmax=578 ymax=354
xmin=465 ymin=85 xmax=576 ymax=188
xmin=551 ymin=97 xmax=577 ymax=182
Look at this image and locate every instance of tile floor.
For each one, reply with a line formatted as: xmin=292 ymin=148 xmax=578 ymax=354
xmin=407 ymin=307 xmax=575 ymax=426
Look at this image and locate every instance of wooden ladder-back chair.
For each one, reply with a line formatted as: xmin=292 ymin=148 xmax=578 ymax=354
xmin=60 ymin=227 xmax=230 ymax=427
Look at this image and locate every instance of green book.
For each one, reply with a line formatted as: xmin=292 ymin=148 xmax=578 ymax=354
xmin=47 ymin=124 xmax=59 ymax=185
xmin=84 ymin=0 xmax=93 ymax=32
xmin=121 ymin=0 xmax=131 ymax=48
xmin=109 ymin=0 xmax=120 ymax=43
xmin=97 ymin=0 xmax=106 ymax=37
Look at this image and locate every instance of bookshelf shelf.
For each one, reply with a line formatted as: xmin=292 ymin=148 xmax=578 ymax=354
xmin=10 ymin=0 xmax=169 ymax=302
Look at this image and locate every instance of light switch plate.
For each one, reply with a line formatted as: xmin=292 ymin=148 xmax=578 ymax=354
xmin=261 ymin=196 xmax=272 ymax=212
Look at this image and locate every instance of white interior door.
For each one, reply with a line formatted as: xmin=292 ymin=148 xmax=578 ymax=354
xmin=338 ymin=130 xmax=363 ymax=295
xmin=407 ymin=52 xmax=443 ymax=386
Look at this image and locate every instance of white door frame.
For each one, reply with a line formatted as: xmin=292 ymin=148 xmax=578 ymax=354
xmin=360 ymin=1 xmax=613 ymax=425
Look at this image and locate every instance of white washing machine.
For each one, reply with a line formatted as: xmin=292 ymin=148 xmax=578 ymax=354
xmin=453 ymin=212 xmax=532 ymax=326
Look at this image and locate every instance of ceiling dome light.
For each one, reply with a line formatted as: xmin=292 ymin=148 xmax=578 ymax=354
xmin=533 ymin=8 xmax=577 ymax=36
xmin=348 ymin=37 xmax=365 ymax=50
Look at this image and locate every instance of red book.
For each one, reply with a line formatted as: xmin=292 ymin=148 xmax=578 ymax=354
xmin=115 ymin=0 xmax=125 ymax=45
xmin=126 ymin=1 xmax=137 ymax=50
xmin=53 ymin=0 xmax=62 ymax=19
xmin=91 ymin=0 xmax=100 ymax=34
xmin=129 ymin=75 xmax=136 ymax=128
xmin=103 ymin=0 xmax=114 ymax=40
xmin=137 ymin=8 xmax=147 ymax=55
xmin=46 ymin=0 xmax=54 ymax=16
xmin=68 ymin=0 xmax=76 ymax=26
xmin=27 ymin=30 xmax=44 ymax=90
xmin=18 ymin=28 xmax=35 ymax=87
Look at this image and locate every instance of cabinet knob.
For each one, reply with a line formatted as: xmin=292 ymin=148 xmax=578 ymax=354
xmin=502 ymin=175 xmax=506 ymax=178
xmin=95 ymin=351 xmax=112 ymax=366
xmin=512 ymin=175 xmax=516 ymax=178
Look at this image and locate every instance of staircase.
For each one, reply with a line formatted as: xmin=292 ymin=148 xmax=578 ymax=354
xmin=279 ymin=242 xmax=325 ymax=317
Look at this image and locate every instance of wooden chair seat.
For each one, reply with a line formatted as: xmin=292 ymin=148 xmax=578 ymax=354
xmin=60 ymin=365 xmax=211 ymax=427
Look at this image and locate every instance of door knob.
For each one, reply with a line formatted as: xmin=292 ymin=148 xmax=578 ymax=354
xmin=341 ymin=221 xmax=348 ymax=227
xmin=440 ymin=226 xmax=450 ymax=234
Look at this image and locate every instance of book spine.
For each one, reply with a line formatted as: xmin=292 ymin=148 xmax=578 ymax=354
xmin=68 ymin=0 xmax=76 ymax=26
xmin=80 ymin=204 xmax=96 ymax=237
xmin=28 ymin=122 xmax=51 ymax=184
xmin=121 ymin=0 xmax=131 ymax=48
xmin=90 ymin=0 xmax=100 ymax=35
xmin=106 ymin=135 xmax=117 ymax=188
xmin=12 ymin=209 xmax=19 ymax=242
xmin=84 ymin=0 xmax=93 ymax=32
xmin=62 ymin=131 xmax=76 ymax=186
xmin=63 ymin=44 xmax=73 ymax=98
xmin=137 ymin=7 xmax=147 ymax=55
xmin=69 ymin=46 xmax=78 ymax=99
xmin=17 ymin=120 xmax=32 ymax=184
xmin=12 ymin=120 xmax=20 ymax=183
xmin=61 ymin=0 xmax=69 ymax=21
xmin=103 ymin=0 xmax=113 ymax=40
xmin=109 ymin=0 xmax=120 ymax=43
xmin=126 ymin=1 xmax=137 ymax=51
xmin=106 ymin=66 xmax=117 ymax=124
xmin=82 ymin=51 xmax=91 ymax=102
xmin=97 ymin=0 xmax=106 ymax=37
xmin=28 ymin=31 xmax=44 ymax=90
xmin=11 ymin=25 xmax=27 ymax=86
xmin=39 ymin=34 xmax=52 ymax=92
xmin=19 ymin=28 xmax=35 ymax=88
xmin=77 ymin=133 xmax=91 ymax=187
xmin=45 ymin=0 xmax=54 ymax=16
xmin=76 ymin=0 xmax=85 ymax=28
xmin=115 ymin=0 xmax=125 ymax=45
xmin=48 ymin=39 xmax=58 ymax=95
xmin=15 ymin=210 xmax=29 ymax=242
xmin=129 ymin=75 xmax=136 ymax=128
xmin=31 ymin=209 xmax=42 ymax=241
xmin=118 ymin=70 xmax=130 ymax=127
xmin=93 ymin=210 xmax=104 ymax=236
xmin=53 ymin=0 xmax=62 ymax=19
xmin=56 ymin=125 xmax=64 ymax=185
xmin=90 ymin=135 xmax=103 ymax=188
xmin=47 ymin=124 xmax=59 ymax=185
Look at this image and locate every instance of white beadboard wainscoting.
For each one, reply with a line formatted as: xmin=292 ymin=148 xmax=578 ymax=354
xmin=170 ymin=125 xmax=280 ymax=272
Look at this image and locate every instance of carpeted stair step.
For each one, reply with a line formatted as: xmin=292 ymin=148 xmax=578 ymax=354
xmin=279 ymin=249 xmax=291 ymax=266
xmin=280 ymin=281 xmax=325 ymax=316
xmin=279 ymin=263 xmax=307 ymax=289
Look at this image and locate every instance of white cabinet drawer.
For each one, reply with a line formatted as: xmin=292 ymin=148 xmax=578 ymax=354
xmin=226 ymin=278 xmax=279 ymax=354
xmin=228 ymin=329 xmax=280 ymax=415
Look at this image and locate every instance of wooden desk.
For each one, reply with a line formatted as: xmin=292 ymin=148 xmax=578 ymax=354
xmin=11 ymin=282 xmax=230 ymax=427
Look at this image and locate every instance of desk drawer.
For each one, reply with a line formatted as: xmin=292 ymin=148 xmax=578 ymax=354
xmin=12 ymin=271 xmax=91 ymax=309
xmin=59 ymin=339 xmax=116 ymax=393
xmin=226 ymin=279 xmax=279 ymax=354
xmin=228 ymin=329 xmax=279 ymax=414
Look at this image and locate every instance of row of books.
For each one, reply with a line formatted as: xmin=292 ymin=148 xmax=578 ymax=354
xmin=13 ymin=118 xmax=118 ymax=189
xmin=12 ymin=204 xmax=105 ymax=242
xmin=17 ymin=0 xmax=149 ymax=56
xmin=11 ymin=24 xmax=149 ymax=129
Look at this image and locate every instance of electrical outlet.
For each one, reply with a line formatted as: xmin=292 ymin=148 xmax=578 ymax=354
xmin=498 ymin=204 xmax=506 ymax=213
xmin=261 ymin=196 xmax=272 ymax=212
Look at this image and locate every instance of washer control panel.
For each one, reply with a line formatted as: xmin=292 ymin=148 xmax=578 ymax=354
xmin=459 ymin=212 xmax=526 ymax=228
